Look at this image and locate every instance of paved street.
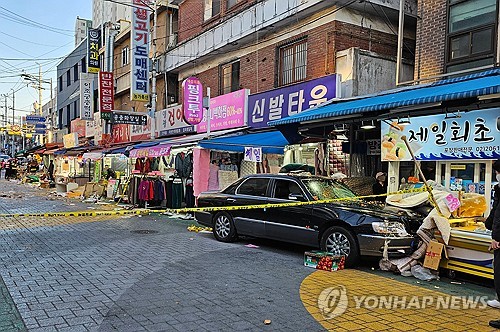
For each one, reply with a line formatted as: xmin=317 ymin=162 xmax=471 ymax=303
xmin=0 ymin=179 xmax=499 ymax=331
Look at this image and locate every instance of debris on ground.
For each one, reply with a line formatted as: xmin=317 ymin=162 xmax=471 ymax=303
xmin=187 ymin=225 xmax=212 ymax=233
xmin=245 ymin=244 xmax=260 ymax=249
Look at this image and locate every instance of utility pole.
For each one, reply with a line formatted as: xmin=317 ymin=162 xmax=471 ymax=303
xmin=49 ymin=78 xmax=54 ymax=143
xmin=150 ymin=0 xmax=157 ymax=140
xmin=10 ymin=89 xmax=15 ymax=125
xmin=38 ymin=64 xmax=43 ymax=144
xmin=396 ymin=0 xmax=405 ymax=86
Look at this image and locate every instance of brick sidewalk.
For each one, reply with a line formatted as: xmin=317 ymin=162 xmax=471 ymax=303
xmin=300 ymin=269 xmax=497 ymax=331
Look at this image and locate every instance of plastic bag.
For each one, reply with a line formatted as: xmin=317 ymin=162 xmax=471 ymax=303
xmin=411 ymin=265 xmax=439 ymax=281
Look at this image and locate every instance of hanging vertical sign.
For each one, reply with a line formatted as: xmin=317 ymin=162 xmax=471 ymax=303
xmin=182 ymin=77 xmax=203 ymax=125
xmin=87 ymin=29 xmax=101 ymax=74
xmin=131 ymin=0 xmax=150 ymax=102
xmin=99 ymin=71 xmax=114 ymax=119
xmin=80 ymin=73 xmax=94 ymax=120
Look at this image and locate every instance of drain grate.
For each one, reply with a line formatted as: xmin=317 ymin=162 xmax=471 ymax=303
xmin=131 ymin=230 xmax=158 ymax=234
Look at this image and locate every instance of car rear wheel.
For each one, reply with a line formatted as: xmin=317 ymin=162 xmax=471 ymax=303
xmin=320 ymin=226 xmax=359 ymax=267
xmin=213 ymin=212 xmax=237 ymax=242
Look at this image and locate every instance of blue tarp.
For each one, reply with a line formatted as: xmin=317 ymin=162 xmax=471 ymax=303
xmin=268 ymin=69 xmax=500 ymax=126
xmin=198 ymin=131 xmax=289 ymax=154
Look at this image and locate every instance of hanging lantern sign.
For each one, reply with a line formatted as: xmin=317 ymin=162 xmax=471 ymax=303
xmin=182 ymin=76 xmax=203 ymax=125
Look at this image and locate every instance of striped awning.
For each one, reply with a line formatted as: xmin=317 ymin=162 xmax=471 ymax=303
xmin=268 ymin=69 xmax=500 ymax=126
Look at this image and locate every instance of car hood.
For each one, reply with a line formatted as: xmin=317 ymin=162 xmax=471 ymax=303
xmin=317 ymin=200 xmax=406 ymax=221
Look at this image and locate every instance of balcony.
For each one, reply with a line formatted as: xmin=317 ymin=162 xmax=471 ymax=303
xmin=160 ymin=0 xmax=417 ymax=73
xmin=115 ymin=72 xmax=130 ymax=95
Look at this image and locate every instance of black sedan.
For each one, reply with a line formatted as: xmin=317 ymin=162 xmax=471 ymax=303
xmin=195 ymin=174 xmax=420 ymax=266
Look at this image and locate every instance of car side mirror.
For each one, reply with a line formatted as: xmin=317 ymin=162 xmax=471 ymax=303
xmin=288 ymin=193 xmax=305 ymax=201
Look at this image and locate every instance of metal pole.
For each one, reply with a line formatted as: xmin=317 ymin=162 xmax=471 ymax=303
xmin=39 ymin=64 xmax=43 ymax=144
xmin=206 ymin=87 xmax=211 ymax=138
xmin=395 ymin=0 xmax=405 ymax=86
xmin=11 ymin=89 xmax=14 ymax=125
xmin=49 ymin=78 xmax=54 ymax=143
xmin=150 ymin=0 xmax=158 ymax=140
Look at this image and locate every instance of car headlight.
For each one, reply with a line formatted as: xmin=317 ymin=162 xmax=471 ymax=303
xmin=372 ymin=221 xmax=409 ymax=237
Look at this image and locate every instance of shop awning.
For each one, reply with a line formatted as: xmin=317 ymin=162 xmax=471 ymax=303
xmin=268 ymin=69 xmax=500 ymax=126
xmin=198 ymin=131 xmax=289 ymax=154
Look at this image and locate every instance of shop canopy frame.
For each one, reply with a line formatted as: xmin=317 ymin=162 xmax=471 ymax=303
xmin=198 ymin=130 xmax=290 ymax=154
xmin=269 ymin=69 xmax=500 ymax=141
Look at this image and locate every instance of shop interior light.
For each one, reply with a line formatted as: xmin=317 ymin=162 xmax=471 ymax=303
xmin=332 ymin=124 xmax=347 ymax=132
xmin=335 ymin=133 xmax=348 ymax=141
xmin=360 ymin=120 xmax=376 ymax=130
xmin=445 ymin=110 xmax=461 ymax=119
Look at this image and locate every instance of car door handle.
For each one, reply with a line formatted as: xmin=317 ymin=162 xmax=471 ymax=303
xmin=227 ymin=198 xmax=236 ymax=203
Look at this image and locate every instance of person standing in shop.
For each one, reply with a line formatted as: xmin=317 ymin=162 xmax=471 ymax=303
xmin=372 ymin=172 xmax=387 ymax=203
xmin=487 ymin=160 xmax=500 ymax=330
xmin=47 ymin=160 xmax=55 ymax=181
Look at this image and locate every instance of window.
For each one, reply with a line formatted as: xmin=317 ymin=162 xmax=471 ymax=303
xmin=237 ymin=178 xmax=269 ymax=197
xmin=73 ymin=101 xmax=78 ymax=119
xmin=58 ymin=76 xmax=63 ymax=92
xmin=58 ymin=109 xmax=63 ymax=129
xmin=81 ymin=57 xmax=86 ymax=73
xmin=66 ymin=105 xmax=70 ymax=127
xmin=66 ymin=70 xmax=71 ymax=86
xmin=273 ymin=179 xmax=305 ymax=200
xmin=204 ymin=0 xmax=220 ymax=20
xmin=227 ymin=0 xmax=238 ymax=8
xmin=278 ymin=39 xmax=307 ymax=86
xmin=73 ymin=64 xmax=79 ymax=82
xmin=122 ymin=46 xmax=129 ymax=66
xmin=446 ymin=0 xmax=497 ymax=72
xmin=302 ymin=178 xmax=356 ymax=201
xmin=219 ymin=60 xmax=240 ymax=94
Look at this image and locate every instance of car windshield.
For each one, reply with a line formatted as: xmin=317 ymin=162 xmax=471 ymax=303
xmin=302 ymin=178 xmax=357 ymax=201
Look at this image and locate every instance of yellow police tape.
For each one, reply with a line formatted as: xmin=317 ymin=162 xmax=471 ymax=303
xmin=0 ymin=209 xmax=149 ymax=218
xmin=0 ymin=187 xmax=427 ymax=218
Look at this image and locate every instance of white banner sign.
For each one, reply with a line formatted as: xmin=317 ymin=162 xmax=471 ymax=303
xmin=131 ymin=1 xmax=150 ymax=102
xmin=85 ymin=119 xmax=96 ymax=138
xmin=156 ymin=105 xmax=195 ymax=137
xmin=94 ymin=112 xmax=103 ymax=143
xmin=80 ymin=73 xmax=94 ymax=120
xmin=244 ymin=147 xmax=262 ymax=162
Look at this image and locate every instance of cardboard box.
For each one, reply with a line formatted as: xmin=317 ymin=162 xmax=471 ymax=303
xmin=304 ymin=251 xmax=345 ymax=271
xmin=423 ymin=240 xmax=444 ymax=270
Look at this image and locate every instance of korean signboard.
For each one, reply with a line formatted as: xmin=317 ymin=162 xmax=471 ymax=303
xmin=110 ymin=112 xmax=148 ymax=125
xmin=248 ymin=74 xmax=341 ymax=128
xmin=130 ymin=145 xmax=172 ymax=158
xmin=381 ymin=108 xmax=500 ymax=161
xmin=80 ymin=73 xmax=94 ymax=121
xmin=366 ymin=139 xmax=381 ymax=156
xmin=63 ymin=133 xmax=78 ymax=148
xmin=131 ymin=0 xmax=150 ymax=102
xmin=87 ymin=29 xmax=100 ymax=74
xmin=156 ymin=105 xmax=195 ymax=137
xmin=182 ymin=77 xmax=203 ymax=125
xmin=244 ymin=147 xmax=262 ymax=162
xmin=130 ymin=116 xmax=152 ymax=141
xmin=112 ymin=124 xmax=130 ymax=144
xmin=93 ymin=112 xmax=102 ymax=142
xmin=99 ymin=71 xmax=114 ymax=119
xmin=197 ymin=89 xmax=248 ymax=133
xmin=85 ymin=118 xmax=95 ymax=138
xmin=70 ymin=119 xmax=86 ymax=138
xmin=25 ymin=116 xmax=46 ymax=124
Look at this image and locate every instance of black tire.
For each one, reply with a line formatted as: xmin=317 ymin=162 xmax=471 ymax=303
xmin=212 ymin=212 xmax=237 ymax=242
xmin=320 ymin=226 xmax=360 ymax=267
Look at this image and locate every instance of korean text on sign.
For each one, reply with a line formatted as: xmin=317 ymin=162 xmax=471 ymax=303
xmin=131 ymin=0 xmax=150 ymax=102
xmin=99 ymin=71 xmax=114 ymax=113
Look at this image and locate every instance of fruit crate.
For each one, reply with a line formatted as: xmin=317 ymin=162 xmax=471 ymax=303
xmin=304 ymin=251 xmax=345 ymax=271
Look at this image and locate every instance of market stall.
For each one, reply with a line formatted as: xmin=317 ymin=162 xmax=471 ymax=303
xmin=382 ymin=107 xmax=499 ymax=279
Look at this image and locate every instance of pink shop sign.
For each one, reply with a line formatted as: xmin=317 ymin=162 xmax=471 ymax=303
xmin=182 ymin=77 xmax=203 ymax=125
xmin=196 ymin=89 xmax=249 ymax=133
xmin=129 ymin=145 xmax=172 ymax=158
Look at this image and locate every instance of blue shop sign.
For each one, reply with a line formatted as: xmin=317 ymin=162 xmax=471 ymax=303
xmin=381 ymin=108 xmax=500 ymax=161
xmin=248 ymin=74 xmax=341 ymax=128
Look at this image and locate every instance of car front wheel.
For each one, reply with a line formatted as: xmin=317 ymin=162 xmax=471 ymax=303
xmin=320 ymin=226 xmax=359 ymax=267
xmin=213 ymin=212 xmax=237 ymax=242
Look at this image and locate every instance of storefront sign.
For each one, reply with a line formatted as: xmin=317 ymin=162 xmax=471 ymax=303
xmin=110 ymin=112 xmax=148 ymax=125
xmin=85 ymin=119 xmax=95 ymax=138
xmin=112 ymin=124 xmax=130 ymax=143
xmin=70 ymin=119 xmax=86 ymax=138
xmin=244 ymin=147 xmax=262 ymax=162
xmin=248 ymin=74 xmax=341 ymax=128
xmin=182 ymin=77 xmax=203 ymax=125
xmin=99 ymin=71 xmax=114 ymax=119
xmin=80 ymin=73 xmax=94 ymax=120
xmin=87 ymin=29 xmax=100 ymax=74
xmin=366 ymin=139 xmax=381 ymax=156
xmin=130 ymin=116 xmax=151 ymax=141
xmin=381 ymin=108 xmax=500 ymax=161
xmin=25 ymin=115 xmax=46 ymax=124
xmin=94 ymin=112 xmax=102 ymax=142
xmin=129 ymin=145 xmax=172 ymax=158
xmin=131 ymin=1 xmax=150 ymax=102
xmin=197 ymin=89 xmax=248 ymax=133
xmin=63 ymin=133 xmax=78 ymax=148
xmin=156 ymin=105 xmax=195 ymax=137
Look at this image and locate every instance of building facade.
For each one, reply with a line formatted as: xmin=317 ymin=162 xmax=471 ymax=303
xmin=75 ymin=17 xmax=92 ymax=47
xmin=414 ymin=0 xmax=499 ymax=80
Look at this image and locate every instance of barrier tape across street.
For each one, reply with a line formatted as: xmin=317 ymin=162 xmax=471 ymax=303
xmin=0 ymin=187 xmax=427 ymax=218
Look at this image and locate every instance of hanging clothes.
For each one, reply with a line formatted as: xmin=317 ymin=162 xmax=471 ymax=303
xmin=134 ymin=158 xmax=144 ymax=172
xmin=185 ymin=177 xmax=195 ymax=208
xmin=175 ymin=152 xmax=193 ymax=178
xmin=150 ymin=157 xmax=160 ymax=171
xmin=208 ymin=162 xmax=220 ymax=191
xmin=172 ymin=176 xmax=183 ymax=209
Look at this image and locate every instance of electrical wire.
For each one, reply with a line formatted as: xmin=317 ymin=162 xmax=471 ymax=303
xmin=0 ymin=31 xmax=63 ymax=48
xmin=0 ymin=6 xmax=73 ymax=36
